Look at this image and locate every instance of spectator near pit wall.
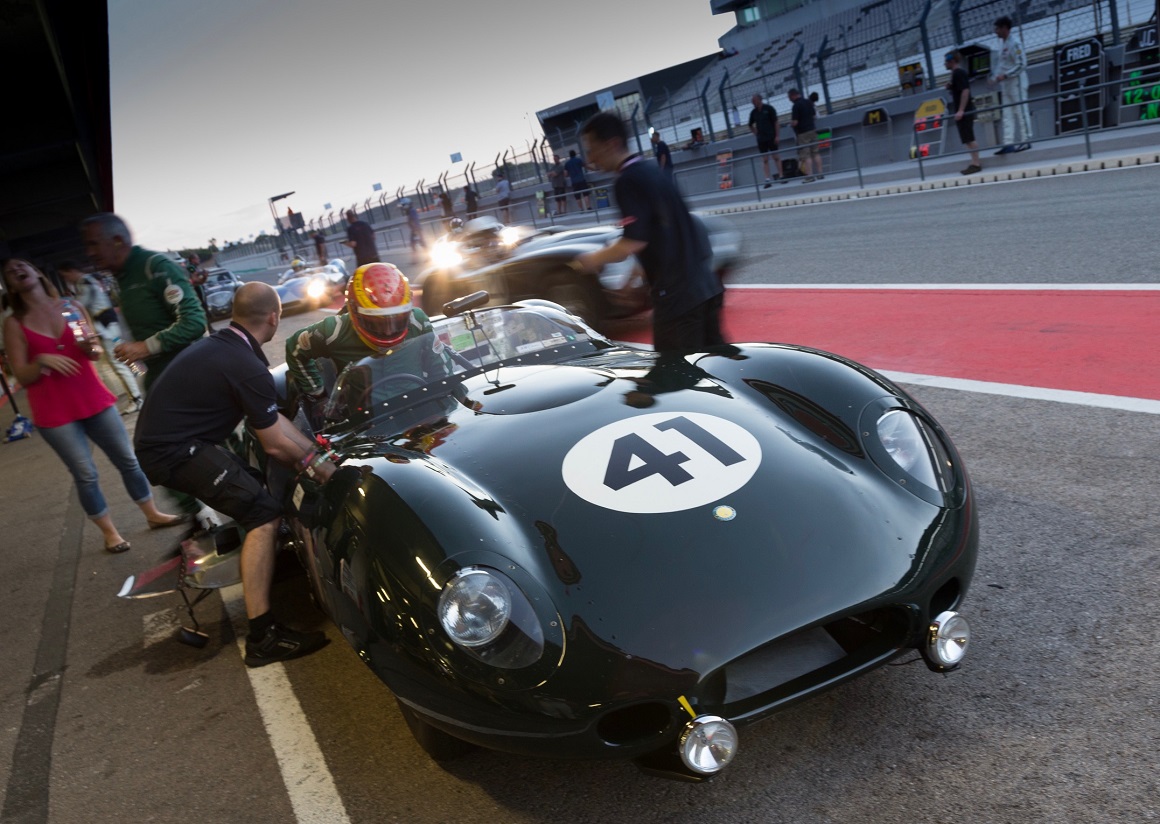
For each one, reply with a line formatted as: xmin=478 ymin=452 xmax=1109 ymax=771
xmin=748 ymin=94 xmax=783 ymax=187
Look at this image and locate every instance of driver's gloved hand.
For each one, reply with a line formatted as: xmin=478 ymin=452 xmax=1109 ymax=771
xmin=302 ymin=391 xmax=329 ymax=433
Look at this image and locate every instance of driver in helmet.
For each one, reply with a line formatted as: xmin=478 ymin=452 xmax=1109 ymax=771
xmin=285 ymin=262 xmax=453 ymax=430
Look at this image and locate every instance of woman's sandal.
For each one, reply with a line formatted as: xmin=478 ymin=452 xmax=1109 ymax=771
xmin=147 ymin=514 xmax=191 ymax=530
xmin=105 ymin=541 xmax=131 ymax=554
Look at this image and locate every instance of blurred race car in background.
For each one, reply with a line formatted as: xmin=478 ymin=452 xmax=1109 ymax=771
xmin=275 ymin=259 xmax=349 ymax=314
xmin=413 ymin=214 xmax=741 ymax=326
xmin=202 ymin=267 xmax=245 ymax=320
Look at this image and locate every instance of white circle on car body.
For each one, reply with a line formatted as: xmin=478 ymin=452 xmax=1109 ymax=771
xmin=561 ymin=412 xmax=762 ymax=514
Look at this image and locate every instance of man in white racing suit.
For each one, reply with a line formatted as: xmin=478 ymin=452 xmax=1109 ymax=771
xmin=991 ymin=15 xmax=1032 ymax=154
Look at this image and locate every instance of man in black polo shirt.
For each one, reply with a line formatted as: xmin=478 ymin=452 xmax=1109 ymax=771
xmin=343 ymin=209 xmax=380 ymax=267
xmin=574 ymin=111 xmax=724 ymax=351
xmin=134 ymin=282 xmax=337 ymax=667
xmin=945 ymin=51 xmax=983 ymax=176
xmin=788 ymin=88 xmax=820 ymax=182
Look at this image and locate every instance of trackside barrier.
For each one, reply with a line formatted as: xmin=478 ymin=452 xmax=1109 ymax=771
xmin=673 ymin=133 xmax=866 ymax=199
xmin=914 ymin=71 xmax=1160 ymax=180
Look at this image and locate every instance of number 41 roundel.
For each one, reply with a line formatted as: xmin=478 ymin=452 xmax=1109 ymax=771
xmin=561 ymin=412 xmax=762 ymax=514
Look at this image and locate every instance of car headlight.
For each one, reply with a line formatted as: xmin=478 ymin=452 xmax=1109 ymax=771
xmin=499 ymin=226 xmax=521 ymax=247
xmin=438 ymin=567 xmax=544 ymax=668
xmin=925 ymin=610 xmax=970 ymax=669
xmin=678 ymin=716 xmax=738 ymax=775
xmin=430 ymin=239 xmax=463 ymax=268
xmin=875 ymin=409 xmax=953 ymax=492
xmin=306 ymin=278 xmax=327 ymax=300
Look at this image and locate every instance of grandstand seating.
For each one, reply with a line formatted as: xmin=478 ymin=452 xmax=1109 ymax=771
xmin=645 ymin=0 xmax=1153 ymax=143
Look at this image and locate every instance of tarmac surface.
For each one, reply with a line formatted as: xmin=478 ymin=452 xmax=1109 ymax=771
xmin=1 ymin=128 xmax=1158 ymax=823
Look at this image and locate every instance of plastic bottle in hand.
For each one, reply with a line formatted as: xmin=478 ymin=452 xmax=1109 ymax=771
xmin=61 ymin=299 xmax=101 ymax=361
xmin=112 ymin=336 xmax=147 ymax=375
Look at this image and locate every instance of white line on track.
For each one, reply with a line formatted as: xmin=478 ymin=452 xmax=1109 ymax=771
xmin=728 ymin=283 xmax=1160 ymax=290
xmin=220 ymin=583 xmax=351 ymax=824
xmin=882 ymin=371 xmax=1160 ymax=415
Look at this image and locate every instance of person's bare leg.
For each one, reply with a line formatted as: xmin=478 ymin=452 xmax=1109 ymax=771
xmin=239 ymin=519 xmax=279 ymax=619
xmin=92 ymin=513 xmax=126 ymax=550
xmin=137 ymin=497 xmax=182 ymax=526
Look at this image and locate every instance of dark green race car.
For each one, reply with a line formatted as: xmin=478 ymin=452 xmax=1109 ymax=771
xmin=249 ymin=293 xmax=977 ymax=781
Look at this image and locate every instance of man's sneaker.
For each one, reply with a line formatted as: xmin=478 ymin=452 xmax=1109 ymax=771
xmin=961 ymin=164 xmax=983 ymax=175
xmin=763 ymin=178 xmax=773 ymax=188
xmin=245 ymin=623 xmax=329 ymax=667
xmin=994 ymin=145 xmax=1015 ymax=155
xmin=1013 ymin=142 xmax=1032 ymax=152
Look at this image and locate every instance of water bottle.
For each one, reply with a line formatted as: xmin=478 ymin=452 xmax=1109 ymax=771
xmin=61 ymin=300 xmax=101 ymax=361
xmin=112 ymin=336 xmax=147 ymax=376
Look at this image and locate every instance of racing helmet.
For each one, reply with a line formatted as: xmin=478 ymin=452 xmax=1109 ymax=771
xmin=449 ymin=217 xmax=464 ymax=234
xmin=291 ymin=257 xmax=307 ymax=271
xmin=346 ymin=262 xmax=413 ymax=350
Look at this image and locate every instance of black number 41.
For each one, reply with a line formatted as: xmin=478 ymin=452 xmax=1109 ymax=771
xmin=603 ymin=416 xmax=745 ymax=491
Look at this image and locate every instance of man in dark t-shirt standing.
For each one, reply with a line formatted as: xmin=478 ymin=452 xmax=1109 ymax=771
xmin=651 ymin=131 xmax=673 ymax=176
xmin=788 ymin=88 xmax=820 ymax=181
xmin=564 ymin=150 xmax=591 ymax=210
xmin=748 ymin=94 xmax=782 ymax=187
xmin=575 ymin=112 xmax=724 ymax=351
xmin=945 ymin=51 xmax=983 ymax=176
xmin=134 ymin=282 xmax=338 ymax=667
xmin=343 ymin=209 xmax=380 ymax=267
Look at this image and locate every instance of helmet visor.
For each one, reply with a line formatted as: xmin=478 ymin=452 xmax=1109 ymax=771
xmin=355 ymin=303 xmax=411 ymax=348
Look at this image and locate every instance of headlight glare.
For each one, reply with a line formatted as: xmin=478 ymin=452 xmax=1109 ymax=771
xmin=431 ymin=240 xmax=463 ymax=268
xmin=306 ymin=278 xmax=327 ymax=299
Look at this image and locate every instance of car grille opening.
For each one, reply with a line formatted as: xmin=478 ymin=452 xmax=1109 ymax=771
xmin=720 ymin=607 xmax=910 ymax=710
xmin=597 ymin=702 xmax=673 ymax=746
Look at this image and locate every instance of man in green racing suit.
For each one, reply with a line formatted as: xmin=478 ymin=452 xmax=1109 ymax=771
xmin=285 ymin=262 xmax=452 ymax=429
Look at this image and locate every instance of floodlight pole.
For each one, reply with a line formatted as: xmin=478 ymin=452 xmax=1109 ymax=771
xmin=268 ymin=191 xmax=297 ymax=256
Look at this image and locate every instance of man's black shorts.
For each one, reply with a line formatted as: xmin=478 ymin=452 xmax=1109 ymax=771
xmin=955 ymin=113 xmax=976 ymax=144
xmin=144 ymin=443 xmax=281 ymax=531
xmin=757 ymin=137 xmax=779 ymax=154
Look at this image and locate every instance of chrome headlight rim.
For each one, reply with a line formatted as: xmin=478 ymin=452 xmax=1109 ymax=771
xmin=925 ymin=609 xmax=970 ymax=670
xmin=431 ymin=552 xmax=565 ymax=690
xmin=678 ymin=715 xmax=738 ymax=776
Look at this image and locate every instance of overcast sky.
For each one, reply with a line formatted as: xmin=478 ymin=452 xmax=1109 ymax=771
xmin=108 ymin=0 xmax=733 ymax=250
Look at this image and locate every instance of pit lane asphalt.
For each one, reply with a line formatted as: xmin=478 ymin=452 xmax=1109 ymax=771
xmin=2 ymin=157 xmax=1158 ymax=824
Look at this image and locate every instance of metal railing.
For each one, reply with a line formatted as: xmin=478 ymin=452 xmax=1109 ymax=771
xmin=672 ymin=133 xmax=867 ymax=200
xmin=913 ymin=70 xmax=1160 ymax=179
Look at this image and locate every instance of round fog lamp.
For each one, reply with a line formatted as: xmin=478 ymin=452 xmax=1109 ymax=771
xmin=678 ymin=715 xmax=738 ymax=775
xmin=927 ymin=610 xmax=970 ymax=668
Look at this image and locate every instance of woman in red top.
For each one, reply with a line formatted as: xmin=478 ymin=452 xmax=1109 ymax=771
xmin=1 ymin=258 xmax=183 ymax=552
